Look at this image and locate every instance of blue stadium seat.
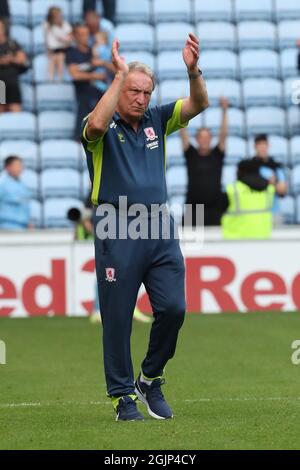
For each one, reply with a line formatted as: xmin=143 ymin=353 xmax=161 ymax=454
xmin=116 ymin=24 xmax=155 ymax=53
xmin=41 ymin=169 xmax=81 ymax=199
xmin=240 ymin=50 xmax=280 ymax=79
xmin=20 ymin=83 xmax=35 ymax=112
xmin=221 ymin=165 xmax=237 ymax=188
xmin=0 ymin=112 xmax=37 ymax=141
xmin=38 ymin=111 xmax=75 ymax=140
xmin=203 ymin=108 xmax=245 ymax=137
xmin=159 ymin=80 xmax=190 ymax=105
xmin=36 ymin=84 xmax=76 ymax=111
xmin=284 ymin=77 xmax=300 ymax=107
xmin=275 ymin=0 xmax=300 ymax=21
xmin=269 ymin=136 xmax=289 ymax=165
xmin=278 ymin=196 xmax=296 ymax=223
xmin=33 ymin=54 xmax=71 ymax=83
xmin=0 ymin=140 xmax=39 ymax=170
xmin=40 ymin=140 xmax=80 ymax=170
xmin=123 ymin=52 xmax=155 ymax=72
xmin=291 ymin=165 xmax=300 ymax=194
xmin=287 ymin=106 xmax=300 ymax=136
xmin=156 ymin=23 xmax=194 ymax=52
xmin=225 ymin=137 xmax=247 ymax=165
xmin=157 ymin=51 xmax=187 ymax=81
xmin=242 ymin=78 xmax=283 ymax=107
xmin=166 ymin=166 xmax=187 ymax=197
xmin=166 ymin=136 xmax=185 ymax=168
xmin=30 ymin=199 xmax=43 ymax=228
xmin=33 ymin=54 xmax=48 ymax=83
xmin=116 ymin=0 xmax=151 ymax=23
xmin=278 ymin=21 xmax=300 ymax=50
xmin=200 ymin=50 xmax=238 ymax=79
xmin=234 ymin=0 xmax=274 ymax=21
xmin=44 ymin=197 xmax=83 ymax=228
xmin=33 ymin=25 xmax=45 ymax=55
xmin=238 ymin=21 xmax=277 ymax=50
xmin=280 ymin=49 xmax=299 ymax=79
xmin=249 ymin=135 xmax=289 ymax=165
xmin=290 ymin=137 xmax=300 ymax=165
xmin=153 ymin=0 xmax=192 ymax=23
xmin=10 ymin=25 xmax=32 ymax=55
xmin=197 ymin=22 xmax=236 ymax=51
xmin=21 ymin=169 xmax=39 ymax=199
xmin=194 ymin=0 xmax=233 ymax=22
xmin=8 ymin=0 xmax=30 ymax=26
xmin=246 ymin=107 xmax=286 ymax=137
xmin=206 ymin=79 xmax=242 ymax=108
xmin=31 ymin=0 xmax=70 ymax=27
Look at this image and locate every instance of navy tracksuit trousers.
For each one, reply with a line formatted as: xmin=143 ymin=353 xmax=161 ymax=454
xmin=93 ymin=211 xmax=186 ymax=397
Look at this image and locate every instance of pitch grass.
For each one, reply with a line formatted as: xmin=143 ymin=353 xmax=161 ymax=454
xmin=1 ymin=312 xmax=300 ymax=450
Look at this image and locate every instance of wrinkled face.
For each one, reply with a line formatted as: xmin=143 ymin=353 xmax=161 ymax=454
xmin=74 ymin=26 xmax=90 ymax=47
xmin=196 ymin=129 xmax=212 ymax=150
xmin=117 ymin=71 xmax=153 ymax=121
xmin=7 ymin=160 xmax=23 ymax=179
xmin=85 ymin=12 xmax=100 ymax=34
xmin=255 ymin=140 xmax=269 ymax=159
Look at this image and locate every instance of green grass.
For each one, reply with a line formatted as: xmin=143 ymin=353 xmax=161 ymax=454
xmin=1 ymin=312 xmax=300 ymax=450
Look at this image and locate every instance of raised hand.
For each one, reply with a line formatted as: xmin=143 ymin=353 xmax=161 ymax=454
xmin=182 ymin=33 xmax=200 ymax=72
xmin=111 ymin=39 xmax=129 ymax=76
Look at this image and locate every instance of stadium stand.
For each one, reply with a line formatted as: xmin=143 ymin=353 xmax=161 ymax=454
xmin=1 ymin=0 xmax=300 ymax=227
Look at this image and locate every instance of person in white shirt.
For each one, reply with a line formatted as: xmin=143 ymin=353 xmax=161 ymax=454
xmin=44 ymin=6 xmax=72 ymax=81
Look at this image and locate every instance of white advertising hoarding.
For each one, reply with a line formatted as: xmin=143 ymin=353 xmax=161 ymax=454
xmin=0 ymin=235 xmax=300 ymax=316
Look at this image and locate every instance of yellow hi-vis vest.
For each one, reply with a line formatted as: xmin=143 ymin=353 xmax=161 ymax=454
xmin=221 ymin=181 xmax=275 ymax=239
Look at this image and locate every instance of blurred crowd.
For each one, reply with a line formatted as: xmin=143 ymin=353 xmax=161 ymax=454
xmin=0 ymin=0 xmax=116 ymax=138
xmin=0 ymin=1 xmax=292 ymax=238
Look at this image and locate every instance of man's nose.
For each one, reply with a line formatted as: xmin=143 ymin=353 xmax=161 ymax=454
xmin=136 ymin=93 xmax=145 ymax=104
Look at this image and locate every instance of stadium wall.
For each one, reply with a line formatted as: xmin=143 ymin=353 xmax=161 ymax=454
xmin=0 ymin=230 xmax=300 ymax=316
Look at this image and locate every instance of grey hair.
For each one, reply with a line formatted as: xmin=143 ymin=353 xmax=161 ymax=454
xmin=127 ymin=61 xmax=156 ymax=91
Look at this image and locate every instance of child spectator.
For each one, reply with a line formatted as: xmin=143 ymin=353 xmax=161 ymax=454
xmin=44 ymin=7 xmax=72 ymax=81
xmin=92 ymin=31 xmax=114 ymax=92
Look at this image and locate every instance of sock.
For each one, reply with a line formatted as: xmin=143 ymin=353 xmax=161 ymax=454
xmin=140 ymin=373 xmax=153 ymax=386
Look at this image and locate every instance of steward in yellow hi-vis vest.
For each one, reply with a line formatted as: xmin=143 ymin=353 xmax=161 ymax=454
xmin=221 ymin=159 xmax=275 ymax=240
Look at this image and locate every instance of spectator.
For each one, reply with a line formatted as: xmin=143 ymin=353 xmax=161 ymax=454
xmin=0 ymin=156 xmax=31 ymax=230
xmin=221 ymin=159 xmax=275 ymax=239
xmin=252 ymin=134 xmax=287 ymax=224
xmin=65 ymin=24 xmax=106 ymax=140
xmin=92 ymin=31 xmax=115 ymax=93
xmin=84 ymin=10 xmax=114 ymax=48
xmin=179 ymin=97 xmax=229 ymax=226
xmin=0 ymin=0 xmax=10 ymax=32
xmin=0 ymin=19 xmax=28 ymax=112
xmin=44 ymin=6 xmax=72 ymax=81
xmin=83 ymin=0 xmax=116 ymax=24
